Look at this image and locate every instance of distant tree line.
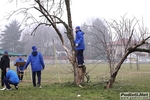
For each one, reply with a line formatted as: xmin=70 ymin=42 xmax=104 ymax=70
xmin=0 ymin=18 xmax=109 ymax=59
xmin=0 ymin=20 xmax=26 ymax=53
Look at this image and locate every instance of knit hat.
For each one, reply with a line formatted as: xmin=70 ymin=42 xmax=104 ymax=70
xmin=75 ymin=26 xmax=80 ymax=30
xmin=4 ymin=50 xmax=8 ymax=54
xmin=32 ymin=46 xmax=37 ymax=51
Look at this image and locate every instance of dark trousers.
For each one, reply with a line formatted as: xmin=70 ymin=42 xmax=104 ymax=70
xmin=76 ymin=50 xmax=84 ymax=65
xmin=3 ymin=78 xmax=18 ymax=89
xmin=17 ymin=71 xmax=24 ymax=81
xmin=32 ymin=71 xmax=41 ymax=86
xmin=1 ymin=70 xmax=6 ymax=87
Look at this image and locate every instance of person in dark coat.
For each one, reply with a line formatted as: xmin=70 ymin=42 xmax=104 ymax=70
xmin=24 ymin=46 xmax=45 ymax=88
xmin=0 ymin=50 xmax=10 ymax=87
xmin=74 ymin=26 xmax=85 ymax=68
xmin=2 ymin=68 xmax=20 ymax=90
xmin=14 ymin=54 xmax=25 ymax=81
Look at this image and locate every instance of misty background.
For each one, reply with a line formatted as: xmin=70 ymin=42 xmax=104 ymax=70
xmin=0 ymin=18 xmax=108 ymax=60
xmin=0 ymin=0 xmax=150 ymax=63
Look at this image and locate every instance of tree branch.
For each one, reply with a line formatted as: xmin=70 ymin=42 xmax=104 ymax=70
xmin=132 ymin=48 xmax=150 ymax=53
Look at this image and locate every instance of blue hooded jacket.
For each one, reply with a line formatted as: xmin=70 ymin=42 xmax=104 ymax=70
xmin=14 ymin=57 xmax=25 ymax=72
xmin=6 ymin=69 xmax=20 ymax=84
xmin=24 ymin=48 xmax=45 ymax=72
xmin=74 ymin=29 xmax=85 ymax=50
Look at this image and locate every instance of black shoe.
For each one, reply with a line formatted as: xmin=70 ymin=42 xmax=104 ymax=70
xmin=78 ymin=65 xmax=85 ymax=68
xmin=78 ymin=65 xmax=82 ymax=68
xmin=15 ymin=85 xmax=19 ymax=90
xmin=37 ymin=84 xmax=42 ymax=88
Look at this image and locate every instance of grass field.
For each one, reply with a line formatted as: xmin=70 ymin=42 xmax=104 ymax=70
xmin=0 ymin=63 xmax=150 ymax=100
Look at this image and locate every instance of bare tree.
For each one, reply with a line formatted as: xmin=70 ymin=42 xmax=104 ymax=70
xmin=85 ymin=18 xmax=117 ymax=80
xmin=7 ymin=0 xmax=85 ymax=85
xmin=22 ymin=25 xmax=57 ymax=55
xmin=86 ymin=15 xmax=150 ymax=89
xmin=105 ymin=15 xmax=150 ymax=89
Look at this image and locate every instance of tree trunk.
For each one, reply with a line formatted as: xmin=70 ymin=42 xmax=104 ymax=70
xmin=75 ymin=67 xmax=86 ymax=85
xmin=65 ymin=0 xmax=86 ymax=85
xmin=106 ymin=51 xmax=130 ymax=89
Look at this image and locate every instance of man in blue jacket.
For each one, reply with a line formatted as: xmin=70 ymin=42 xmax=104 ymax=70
xmin=2 ymin=68 xmax=20 ymax=90
xmin=74 ymin=26 xmax=85 ymax=68
xmin=14 ymin=55 xmax=25 ymax=81
xmin=24 ymin=46 xmax=45 ymax=88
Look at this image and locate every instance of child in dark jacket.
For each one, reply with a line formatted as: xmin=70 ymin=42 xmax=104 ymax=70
xmin=0 ymin=51 xmax=10 ymax=87
xmin=14 ymin=55 xmax=25 ymax=81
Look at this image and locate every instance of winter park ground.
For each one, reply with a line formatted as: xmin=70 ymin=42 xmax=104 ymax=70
xmin=0 ymin=63 xmax=150 ymax=100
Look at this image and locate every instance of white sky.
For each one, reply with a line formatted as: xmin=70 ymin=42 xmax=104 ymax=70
xmin=71 ymin=0 xmax=150 ymax=26
xmin=0 ymin=0 xmax=150 ymax=28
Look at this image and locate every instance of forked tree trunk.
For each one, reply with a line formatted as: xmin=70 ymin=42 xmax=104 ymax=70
xmin=106 ymin=38 xmax=150 ymax=89
xmin=76 ymin=67 xmax=86 ymax=85
xmin=72 ymin=56 xmax=86 ymax=84
xmin=65 ymin=0 xmax=86 ymax=85
xmin=35 ymin=0 xmax=86 ymax=85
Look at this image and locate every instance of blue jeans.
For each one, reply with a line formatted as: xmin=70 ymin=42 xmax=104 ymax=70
xmin=32 ymin=71 xmax=41 ymax=86
xmin=3 ymin=78 xmax=18 ymax=89
xmin=76 ymin=50 xmax=84 ymax=65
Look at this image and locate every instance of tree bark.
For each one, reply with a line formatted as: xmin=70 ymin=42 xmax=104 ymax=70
xmin=76 ymin=67 xmax=86 ymax=85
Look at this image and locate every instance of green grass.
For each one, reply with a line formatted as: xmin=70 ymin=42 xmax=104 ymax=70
xmin=0 ymin=63 xmax=150 ymax=100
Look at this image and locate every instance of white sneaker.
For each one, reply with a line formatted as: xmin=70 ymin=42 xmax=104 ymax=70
xmin=37 ymin=84 xmax=42 ymax=88
xmin=15 ymin=85 xmax=19 ymax=90
xmin=38 ymin=86 xmax=42 ymax=88
xmin=0 ymin=87 xmax=6 ymax=90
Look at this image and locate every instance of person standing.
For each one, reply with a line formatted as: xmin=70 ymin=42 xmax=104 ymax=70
xmin=2 ymin=68 xmax=20 ymax=90
xmin=24 ymin=46 xmax=45 ymax=88
xmin=0 ymin=50 xmax=10 ymax=87
xmin=14 ymin=55 xmax=25 ymax=81
xmin=74 ymin=26 xmax=85 ymax=68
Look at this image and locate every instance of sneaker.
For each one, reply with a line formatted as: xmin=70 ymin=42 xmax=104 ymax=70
xmin=78 ymin=65 xmax=82 ymax=68
xmin=37 ymin=84 xmax=42 ymax=88
xmin=0 ymin=87 xmax=6 ymax=90
xmin=38 ymin=86 xmax=42 ymax=88
xmin=78 ymin=65 xmax=85 ymax=68
xmin=15 ymin=86 xmax=19 ymax=90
